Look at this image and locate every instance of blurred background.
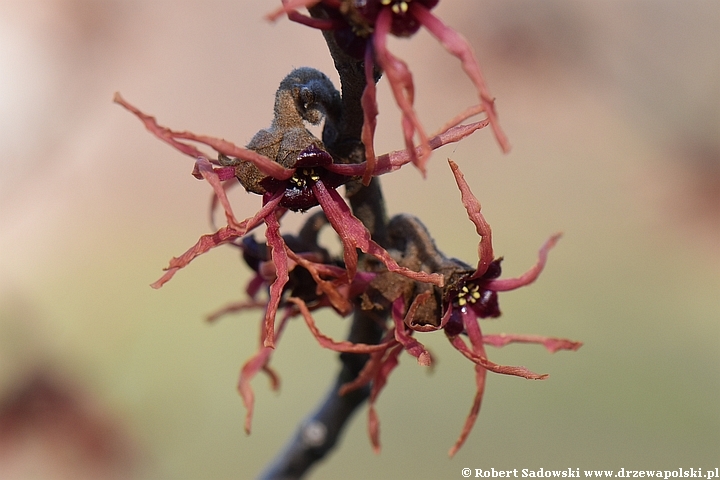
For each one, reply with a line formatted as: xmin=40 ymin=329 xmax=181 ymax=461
xmin=0 ymin=1 xmax=718 ymax=478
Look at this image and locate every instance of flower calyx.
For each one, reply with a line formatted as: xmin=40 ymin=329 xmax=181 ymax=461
xmin=226 ymin=67 xmax=347 ymax=210
xmin=257 ymin=145 xmax=347 ymax=211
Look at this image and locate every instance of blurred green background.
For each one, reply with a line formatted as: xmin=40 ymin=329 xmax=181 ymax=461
xmin=1 ymin=1 xmax=718 ymax=478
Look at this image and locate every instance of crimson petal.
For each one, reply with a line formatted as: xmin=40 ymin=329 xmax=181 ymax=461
xmin=113 ymin=92 xmax=208 ymax=158
xmin=263 ymin=211 xmax=290 ymax=348
xmin=448 ymin=309 xmax=488 ymax=457
xmin=325 ymin=120 xmax=490 ymax=178
xmin=114 ymin=93 xmax=294 ymax=181
xmin=448 ymin=332 xmax=548 ymax=380
xmin=194 ymin=157 xmax=243 ymax=230
xmin=448 ymin=160 xmax=494 ymax=278
xmin=486 ymin=233 xmax=562 ymax=292
xmin=483 ymin=334 xmax=583 ymax=353
xmin=266 ymin=0 xmax=321 ymax=22
xmin=285 ymin=249 xmax=352 ymax=315
xmin=368 ymin=343 xmax=404 ymax=454
xmin=150 ymin=192 xmax=284 ymax=289
xmin=338 ymin=331 xmax=398 ymax=397
xmin=361 ymin=44 xmax=380 ymax=185
xmin=312 ymin=180 xmax=443 ymax=286
xmin=238 ymin=309 xmax=292 ymax=434
xmin=288 ymin=297 xmax=395 ymax=353
xmin=205 ymin=299 xmax=267 ymax=324
xmin=373 ymin=9 xmax=431 ymax=174
xmin=391 ymin=295 xmax=432 ymax=366
xmin=411 ymin=4 xmax=510 ymax=153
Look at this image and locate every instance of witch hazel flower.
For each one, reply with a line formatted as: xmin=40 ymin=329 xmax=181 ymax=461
xmin=293 ymin=160 xmax=581 ymax=456
xmin=438 ymin=161 xmax=581 ymax=455
xmin=268 ymin=0 xmax=510 ymax=182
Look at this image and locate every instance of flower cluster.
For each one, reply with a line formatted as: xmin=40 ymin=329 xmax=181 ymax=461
xmin=116 ymin=0 xmax=581 ymax=464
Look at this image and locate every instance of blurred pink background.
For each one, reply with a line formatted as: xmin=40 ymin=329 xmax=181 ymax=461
xmin=1 ymin=1 xmax=718 ymax=478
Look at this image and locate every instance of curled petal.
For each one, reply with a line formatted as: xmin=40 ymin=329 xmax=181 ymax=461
xmin=263 ymin=212 xmax=290 ymax=348
xmin=448 ymin=334 xmax=548 ymax=380
xmin=288 ymin=297 xmax=395 ymax=354
xmin=195 ymin=157 xmax=243 ymax=229
xmin=312 ymin=180 xmax=443 ymax=286
xmin=391 ymin=295 xmax=432 ymax=366
xmin=409 ymin=299 xmax=455 ymax=333
xmin=150 ymin=192 xmax=284 ymax=289
xmin=368 ymin=404 xmax=381 ymax=454
xmin=373 ymin=9 xmax=431 ymax=174
xmin=338 ymin=331 xmax=398 ymax=396
xmin=114 ymin=92 xmax=208 ymax=158
xmin=486 ymin=233 xmax=562 ymax=292
xmin=448 ymin=160 xmax=494 ymax=278
xmin=216 ymin=166 xmax=237 ymax=181
xmin=246 ymin=273 xmax=266 ymax=300
xmin=285 ymin=249 xmax=352 ymax=315
xmin=361 ymin=45 xmax=380 ymax=185
xmin=193 ymin=163 xmax=236 ymax=182
xmin=431 ymin=104 xmax=486 ymax=138
xmin=173 ymin=131 xmax=295 ymax=181
xmin=326 ymin=120 xmax=489 ymax=178
xmin=447 ymin=305 xmax=488 ymax=456
xmin=483 ymin=334 xmax=583 ymax=353
xmin=368 ymin=343 xmax=404 ymax=454
xmin=449 ymin=360 xmax=487 ymax=457
xmin=208 ymin=176 xmax=240 ymax=231
xmin=269 ymin=0 xmax=342 ymax=29
xmin=379 ymin=120 xmax=490 ymax=175
xmin=150 ymin=228 xmax=242 ymax=289
xmin=205 ymin=299 xmax=267 ymax=324
xmin=449 ymin=367 xmax=485 ymax=457
xmin=411 ymin=4 xmax=511 ymax=153
xmin=266 ymin=0 xmax=321 ymax=22
xmin=238 ymin=310 xmax=293 ymax=434
xmin=430 ymin=120 xmax=491 ymax=153
xmin=114 ymin=93 xmax=294 ymax=181
xmin=288 ymin=12 xmax=339 ymax=30
xmin=238 ymin=346 xmax=273 ymax=435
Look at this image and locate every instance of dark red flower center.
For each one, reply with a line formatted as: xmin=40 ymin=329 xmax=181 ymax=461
xmin=443 ymin=258 xmax=504 ymax=334
xmin=317 ymin=0 xmax=440 ymax=57
xmin=450 ymin=279 xmax=500 ymax=319
xmin=260 ymin=145 xmax=347 ymax=212
xmin=355 ymin=0 xmax=439 ymax=37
